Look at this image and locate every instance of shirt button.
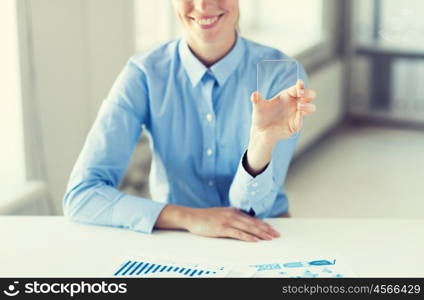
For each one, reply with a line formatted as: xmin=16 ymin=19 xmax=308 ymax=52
xmin=208 ymin=180 xmax=214 ymax=187
xmin=250 ymin=191 xmax=257 ymax=196
xmin=206 ymin=148 xmax=213 ymax=156
xmin=206 ymin=114 xmax=213 ymax=122
xmin=252 ymin=182 xmax=258 ymax=187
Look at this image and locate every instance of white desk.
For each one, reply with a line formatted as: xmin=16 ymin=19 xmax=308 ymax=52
xmin=1 ymin=216 xmax=423 ymax=277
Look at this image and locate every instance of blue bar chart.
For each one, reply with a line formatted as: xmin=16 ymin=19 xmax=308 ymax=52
xmin=113 ymin=259 xmax=228 ymax=277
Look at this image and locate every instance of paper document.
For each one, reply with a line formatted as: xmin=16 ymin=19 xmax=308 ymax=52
xmin=250 ymin=258 xmax=355 ymax=278
xmin=108 ymin=254 xmax=353 ymax=278
xmin=111 ymin=254 xmax=254 ymax=278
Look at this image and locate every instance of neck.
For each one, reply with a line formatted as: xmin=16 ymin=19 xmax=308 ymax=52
xmin=186 ymin=31 xmax=237 ymax=67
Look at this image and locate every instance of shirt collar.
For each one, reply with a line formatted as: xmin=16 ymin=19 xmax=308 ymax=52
xmin=178 ymin=33 xmax=245 ymax=87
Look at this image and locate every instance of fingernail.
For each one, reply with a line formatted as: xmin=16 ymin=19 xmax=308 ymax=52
xmin=268 ymin=230 xmax=279 ymax=237
xmin=297 ymin=103 xmax=304 ymax=109
xmin=299 ymin=89 xmax=305 ymax=95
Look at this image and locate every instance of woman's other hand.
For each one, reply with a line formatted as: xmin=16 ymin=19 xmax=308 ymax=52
xmin=186 ymin=207 xmax=280 ymax=242
xmin=156 ymin=205 xmax=280 ymax=242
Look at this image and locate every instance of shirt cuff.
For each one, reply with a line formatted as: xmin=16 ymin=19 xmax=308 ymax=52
xmin=112 ymin=193 xmax=167 ymax=234
xmin=229 ymin=151 xmax=275 ymax=215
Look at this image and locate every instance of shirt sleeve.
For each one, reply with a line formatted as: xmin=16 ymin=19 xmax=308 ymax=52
xmin=228 ymin=60 xmax=308 ymax=218
xmin=228 ymin=133 xmax=300 ymax=218
xmin=63 ymin=58 xmax=166 ymax=234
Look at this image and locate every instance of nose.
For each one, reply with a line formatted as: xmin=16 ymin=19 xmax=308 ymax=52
xmin=193 ymin=0 xmax=217 ymax=13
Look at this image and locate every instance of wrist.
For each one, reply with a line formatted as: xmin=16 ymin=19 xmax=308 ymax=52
xmin=249 ymin=127 xmax=279 ymax=147
xmin=245 ymin=129 xmax=276 ymax=176
xmin=180 ymin=207 xmax=196 ymax=230
xmin=155 ymin=205 xmax=194 ymax=230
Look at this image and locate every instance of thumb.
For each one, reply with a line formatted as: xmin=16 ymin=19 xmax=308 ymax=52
xmin=251 ymin=91 xmax=264 ymax=105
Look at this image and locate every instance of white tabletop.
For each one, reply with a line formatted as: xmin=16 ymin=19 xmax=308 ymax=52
xmin=1 ymin=216 xmax=423 ymax=277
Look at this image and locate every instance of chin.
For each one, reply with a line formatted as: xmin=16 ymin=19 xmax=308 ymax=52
xmin=196 ymin=26 xmax=234 ymax=44
xmin=198 ymin=31 xmax=221 ymax=43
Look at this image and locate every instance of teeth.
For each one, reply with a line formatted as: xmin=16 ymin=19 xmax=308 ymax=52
xmin=196 ymin=16 xmax=218 ymax=25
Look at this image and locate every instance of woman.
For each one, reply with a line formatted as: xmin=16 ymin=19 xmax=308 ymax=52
xmin=63 ymin=0 xmax=317 ymax=242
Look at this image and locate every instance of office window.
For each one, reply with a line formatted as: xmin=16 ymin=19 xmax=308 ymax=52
xmin=352 ymin=0 xmax=424 ymax=122
xmin=240 ymin=0 xmax=324 ymax=56
xmin=0 ymin=0 xmax=26 ymax=189
xmin=379 ymin=0 xmax=424 ymax=45
xmin=354 ymin=0 xmax=424 ymax=46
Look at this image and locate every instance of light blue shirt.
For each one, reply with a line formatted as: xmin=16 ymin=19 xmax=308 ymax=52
xmin=63 ymin=34 xmax=308 ymax=234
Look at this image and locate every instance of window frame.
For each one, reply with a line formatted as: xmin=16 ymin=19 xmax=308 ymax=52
xmin=0 ymin=0 xmax=50 ymax=214
xmin=295 ymin=0 xmax=349 ymax=73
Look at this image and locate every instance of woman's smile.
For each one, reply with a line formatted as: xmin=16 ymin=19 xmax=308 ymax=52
xmin=189 ymin=13 xmax=225 ymax=29
xmin=172 ymin=0 xmax=239 ymax=51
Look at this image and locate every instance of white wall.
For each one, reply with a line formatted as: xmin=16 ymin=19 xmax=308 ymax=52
xmin=24 ymin=0 xmax=134 ymax=214
xmin=0 ymin=0 xmax=26 ymax=186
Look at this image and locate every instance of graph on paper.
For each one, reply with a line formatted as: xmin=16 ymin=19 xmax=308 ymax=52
xmin=250 ymin=258 xmax=354 ymax=278
xmin=110 ymin=255 xmax=353 ymax=278
xmin=113 ymin=257 xmax=231 ymax=278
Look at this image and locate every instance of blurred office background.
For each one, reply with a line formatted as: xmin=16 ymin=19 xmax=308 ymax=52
xmin=1 ymin=0 xmax=423 ymax=218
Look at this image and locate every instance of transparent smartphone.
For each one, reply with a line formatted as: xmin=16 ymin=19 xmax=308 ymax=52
xmin=256 ymin=59 xmax=301 ymax=140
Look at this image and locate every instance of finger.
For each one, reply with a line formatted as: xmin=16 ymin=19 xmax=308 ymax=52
xmin=282 ymin=79 xmax=305 ymax=99
xmin=289 ymin=89 xmax=317 ymax=102
xmin=294 ymin=109 xmax=303 ymax=130
xmin=297 ymin=79 xmax=305 ymax=98
xmin=224 ymin=228 xmax=259 ymax=242
xmin=255 ymin=221 xmax=280 ymax=238
xmin=236 ymin=213 xmax=280 ymax=238
xmin=297 ymin=103 xmax=316 ymax=114
xmin=233 ymin=212 xmax=267 ymax=231
xmin=250 ymin=91 xmax=264 ymax=105
xmin=263 ymin=222 xmax=281 ymax=237
xmin=297 ymin=89 xmax=316 ymax=102
xmin=231 ymin=220 xmax=273 ymax=240
xmin=283 ymin=85 xmax=298 ymax=99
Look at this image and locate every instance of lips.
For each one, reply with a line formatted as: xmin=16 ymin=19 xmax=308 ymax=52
xmin=190 ymin=13 xmax=224 ymax=29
